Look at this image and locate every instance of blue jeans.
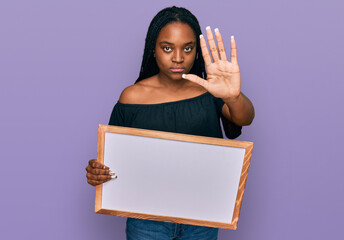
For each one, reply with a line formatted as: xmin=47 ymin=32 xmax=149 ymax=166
xmin=126 ymin=218 xmax=218 ymax=240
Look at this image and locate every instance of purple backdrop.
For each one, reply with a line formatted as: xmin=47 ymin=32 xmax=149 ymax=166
xmin=1 ymin=0 xmax=343 ymax=239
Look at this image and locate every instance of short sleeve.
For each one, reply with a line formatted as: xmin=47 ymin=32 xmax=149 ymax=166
xmin=108 ymin=102 xmax=125 ymax=126
xmin=213 ymin=97 xmax=242 ymax=139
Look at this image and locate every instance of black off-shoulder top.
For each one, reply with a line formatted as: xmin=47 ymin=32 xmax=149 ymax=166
xmin=108 ymin=91 xmax=241 ymax=139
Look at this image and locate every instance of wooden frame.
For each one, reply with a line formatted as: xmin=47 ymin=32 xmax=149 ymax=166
xmin=95 ymin=124 xmax=253 ymax=230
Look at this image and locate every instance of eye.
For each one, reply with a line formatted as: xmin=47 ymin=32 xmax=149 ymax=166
xmin=163 ymin=46 xmax=172 ymax=52
xmin=184 ymin=47 xmax=193 ymax=53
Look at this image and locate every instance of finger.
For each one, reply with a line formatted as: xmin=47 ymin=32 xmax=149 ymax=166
xmin=214 ymin=28 xmax=227 ymax=61
xmin=182 ymin=74 xmax=209 ymax=90
xmin=87 ymin=179 xmax=99 ymax=186
xmin=86 ymin=172 xmax=113 ymax=181
xmin=200 ymin=34 xmax=212 ymax=66
xmin=87 ymin=167 xmax=111 ymax=175
xmin=88 ymin=159 xmax=96 ymax=166
xmin=87 ymin=179 xmax=110 ymax=186
xmin=230 ymin=35 xmax=238 ymax=64
xmin=89 ymin=159 xmax=109 ymax=170
xmin=206 ymin=26 xmax=220 ymax=62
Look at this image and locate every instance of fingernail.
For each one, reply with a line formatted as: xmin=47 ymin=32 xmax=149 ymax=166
xmin=111 ymin=174 xmax=117 ymax=179
xmin=231 ymin=35 xmax=234 ymax=39
xmin=182 ymin=74 xmax=186 ymax=79
xmin=199 ymin=34 xmax=203 ymax=39
xmin=109 ymin=171 xmax=115 ymax=176
xmin=206 ymin=26 xmax=211 ymax=30
xmin=214 ymin=28 xmax=219 ymax=32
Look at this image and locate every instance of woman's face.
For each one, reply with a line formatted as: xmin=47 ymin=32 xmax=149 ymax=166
xmin=154 ymin=22 xmax=197 ymax=81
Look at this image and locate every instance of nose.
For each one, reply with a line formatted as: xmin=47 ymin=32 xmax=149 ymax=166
xmin=172 ymin=49 xmax=184 ymax=63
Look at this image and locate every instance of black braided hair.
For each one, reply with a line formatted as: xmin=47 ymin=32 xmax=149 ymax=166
xmin=135 ymin=6 xmax=206 ymax=84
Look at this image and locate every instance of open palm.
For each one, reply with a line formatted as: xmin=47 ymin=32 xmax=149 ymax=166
xmin=183 ymin=27 xmax=241 ymax=101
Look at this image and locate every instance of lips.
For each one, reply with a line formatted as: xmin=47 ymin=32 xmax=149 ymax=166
xmin=170 ymin=68 xmax=185 ymax=73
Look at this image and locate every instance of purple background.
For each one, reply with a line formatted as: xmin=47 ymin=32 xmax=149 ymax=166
xmin=1 ymin=0 xmax=343 ymax=239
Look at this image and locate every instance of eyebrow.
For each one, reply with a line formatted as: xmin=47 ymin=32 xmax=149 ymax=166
xmin=159 ymin=41 xmax=195 ymax=45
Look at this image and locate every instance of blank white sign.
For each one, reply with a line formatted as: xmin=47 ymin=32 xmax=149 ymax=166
xmin=101 ymin=132 xmax=245 ymax=224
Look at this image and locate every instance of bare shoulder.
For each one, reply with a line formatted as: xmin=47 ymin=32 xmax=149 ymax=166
xmin=119 ymin=85 xmax=143 ymax=104
xmin=119 ymin=77 xmax=156 ymax=104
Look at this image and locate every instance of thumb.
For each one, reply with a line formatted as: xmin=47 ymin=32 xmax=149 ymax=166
xmin=182 ymin=74 xmax=209 ymax=89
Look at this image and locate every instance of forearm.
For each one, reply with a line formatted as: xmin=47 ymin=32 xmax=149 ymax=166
xmin=223 ymin=92 xmax=255 ymax=126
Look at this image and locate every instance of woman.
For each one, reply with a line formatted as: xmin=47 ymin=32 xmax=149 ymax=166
xmin=86 ymin=6 xmax=254 ymax=240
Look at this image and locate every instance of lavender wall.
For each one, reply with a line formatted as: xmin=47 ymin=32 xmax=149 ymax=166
xmin=1 ymin=0 xmax=343 ymax=239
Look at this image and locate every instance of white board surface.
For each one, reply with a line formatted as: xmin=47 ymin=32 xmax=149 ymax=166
xmin=101 ymin=132 xmax=245 ymax=223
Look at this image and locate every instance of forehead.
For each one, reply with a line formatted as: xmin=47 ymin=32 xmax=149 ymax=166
xmin=157 ymin=22 xmax=196 ymax=43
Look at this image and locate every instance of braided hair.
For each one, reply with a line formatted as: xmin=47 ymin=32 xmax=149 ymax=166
xmin=135 ymin=6 xmax=206 ymax=84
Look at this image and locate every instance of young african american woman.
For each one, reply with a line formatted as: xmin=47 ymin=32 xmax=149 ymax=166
xmin=86 ymin=6 xmax=254 ymax=240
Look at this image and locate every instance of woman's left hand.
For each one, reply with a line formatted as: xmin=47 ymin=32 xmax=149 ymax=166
xmin=183 ymin=27 xmax=241 ymax=102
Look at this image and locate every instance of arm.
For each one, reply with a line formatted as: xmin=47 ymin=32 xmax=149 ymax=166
xmin=221 ymin=92 xmax=255 ymax=126
xmin=182 ymin=26 xmax=255 ymax=127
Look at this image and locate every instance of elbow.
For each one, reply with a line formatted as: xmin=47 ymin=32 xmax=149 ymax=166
xmin=233 ymin=111 xmax=255 ymax=126
xmin=242 ymin=106 xmax=255 ymax=126
xmin=243 ymin=113 xmax=255 ymax=126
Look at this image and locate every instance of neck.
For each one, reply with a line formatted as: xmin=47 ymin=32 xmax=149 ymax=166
xmin=156 ymin=72 xmax=189 ymax=91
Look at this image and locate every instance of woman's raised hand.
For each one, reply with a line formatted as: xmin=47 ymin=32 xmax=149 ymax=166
xmin=86 ymin=159 xmax=117 ymax=186
xmin=183 ymin=26 xmax=241 ymax=102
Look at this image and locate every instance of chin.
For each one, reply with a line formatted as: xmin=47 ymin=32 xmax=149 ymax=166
xmin=170 ymin=74 xmax=184 ymax=80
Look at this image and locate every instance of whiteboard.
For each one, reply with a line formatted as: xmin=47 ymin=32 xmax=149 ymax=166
xmin=95 ymin=125 xmax=253 ymax=230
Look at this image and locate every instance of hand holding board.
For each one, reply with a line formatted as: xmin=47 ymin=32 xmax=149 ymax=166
xmin=95 ymin=124 xmax=253 ymax=229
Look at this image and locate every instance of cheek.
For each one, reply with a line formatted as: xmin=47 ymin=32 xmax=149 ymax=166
xmin=155 ymin=54 xmax=169 ymax=68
